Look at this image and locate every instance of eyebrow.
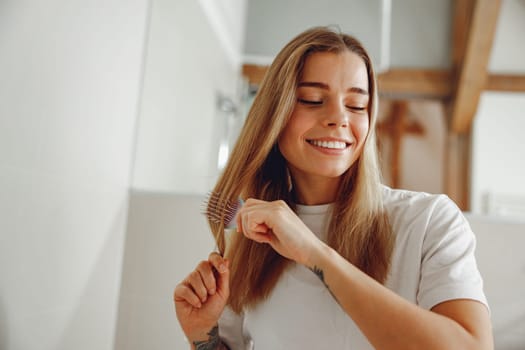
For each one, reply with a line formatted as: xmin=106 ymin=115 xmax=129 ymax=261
xmin=298 ymin=81 xmax=369 ymax=95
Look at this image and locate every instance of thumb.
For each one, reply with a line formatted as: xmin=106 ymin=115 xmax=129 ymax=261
xmin=216 ymin=259 xmax=230 ymax=297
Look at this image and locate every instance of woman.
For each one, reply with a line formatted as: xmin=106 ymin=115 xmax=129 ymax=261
xmin=174 ymin=27 xmax=492 ymax=349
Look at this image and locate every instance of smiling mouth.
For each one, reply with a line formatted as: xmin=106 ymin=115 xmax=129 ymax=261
xmin=307 ymin=139 xmax=349 ymax=150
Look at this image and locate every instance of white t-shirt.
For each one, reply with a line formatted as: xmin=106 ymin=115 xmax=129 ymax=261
xmin=218 ymin=186 xmax=488 ymax=350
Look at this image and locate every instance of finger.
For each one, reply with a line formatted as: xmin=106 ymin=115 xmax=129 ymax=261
xmin=196 ymin=261 xmax=217 ymax=295
xmin=186 ymin=268 xmax=209 ymax=303
xmin=243 ymin=198 xmax=266 ymax=207
xmin=208 ymin=253 xmax=229 ymax=295
xmin=252 ymin=223 xmax=270 ymax=233
xmin=241 ymin=210 xmax=271 ymax=234
xmin=236 ymin=204 xmax=252 ymax=233
xmin=236 ymin=199 xmax=257 ymax=232
xmin=174 ymin=283 xmax=202 ymax=308
xmin=244 ymin=230 xmax=272 ymax=244
xmin=236 ymin=212 xmax=242 ymax=233
xmin=208 ymin=252 xmax=227 ymax=274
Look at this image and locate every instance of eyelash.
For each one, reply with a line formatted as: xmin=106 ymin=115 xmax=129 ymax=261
xmin=298 ymin=99 xmax=366 ymax=111
xmin=298 ymin=98 xmax=322 ymax=105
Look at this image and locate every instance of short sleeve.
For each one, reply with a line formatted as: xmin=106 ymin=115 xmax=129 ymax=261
xmin=218 ymin=307 xmax=248 ymax=350
xmin=417 ymin=195 xmax=488 ymax=310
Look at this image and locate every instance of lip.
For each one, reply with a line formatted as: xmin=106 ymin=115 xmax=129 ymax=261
xmin=306 ymin=136 xmax=352 ymax=144
xmin=306 ymin=136 xmax=353 ymax=146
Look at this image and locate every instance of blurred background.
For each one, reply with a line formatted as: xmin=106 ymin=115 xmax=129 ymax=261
xmin=1 ymin=0 xmax=524 ymax=349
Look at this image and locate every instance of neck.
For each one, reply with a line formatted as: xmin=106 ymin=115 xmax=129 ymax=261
xmin=292 ymin=176 xmax=341 ymax=205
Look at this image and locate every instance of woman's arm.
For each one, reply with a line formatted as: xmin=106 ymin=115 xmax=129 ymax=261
xmin=237 ymin=198 xmax=493 ymax=350
xmin=174 ymin=253 xmax=232 ymax=350
xmin=307 ymin=242 xmax=493 ymax=350
xmin=190 ymin=325 xmax=230 ymax=350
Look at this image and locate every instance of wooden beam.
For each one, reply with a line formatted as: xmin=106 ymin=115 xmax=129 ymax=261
xmin=242 ymin=64 xmax=268 ymax=86
xmin=444 ymin=0 xmax=475 ymax=210
xmin=444 ymin=0 xmax=494 ymax=210
xmin=377 ymin=101 xmax=424 ymax=189
xmin=451 ymin=0 xmax=475 ymax=74
xmin=242 ymin=64 xmax=456 ymax=99
xmin=377 ymin=69 xmax=453 ymax=99
xmin=449 ymin=0 xmax=502 ymax=133
xmin=444 ymin=131 xmax=472 ymax=211
xmin=243 ymin=63 xmax=525 ymax=98
xmin=486 ymin=74 xmax=525 ymax=92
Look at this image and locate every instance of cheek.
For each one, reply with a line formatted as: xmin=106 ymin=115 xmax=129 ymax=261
xmin=277 ymin=124 xmax=296 ymax=158
xmin=353 ymin=116 xmax=370 ymax=143
xmin=279 ymin=114 xmax=303 ymax=145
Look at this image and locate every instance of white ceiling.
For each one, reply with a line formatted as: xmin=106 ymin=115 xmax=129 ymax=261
xmin=243 ymin=0 xmax=453 ymax=69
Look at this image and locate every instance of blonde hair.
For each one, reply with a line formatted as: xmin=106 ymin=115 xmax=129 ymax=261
xmin=208 ymin=26 xmax=394 ymax=313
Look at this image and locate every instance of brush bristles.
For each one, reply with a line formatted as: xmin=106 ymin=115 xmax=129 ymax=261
xmin=202 ymin=191 xmax=241 ymax=226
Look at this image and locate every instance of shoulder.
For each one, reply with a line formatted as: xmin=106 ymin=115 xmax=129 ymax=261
xmin=381 ymin=186 xmax=479 ymax=290
xmin=381 ymin=185 xmax=464 ymax=227
xmin=381 ymin=185 xmax=473 ymax=250
xmin=381 ymin=185 xmax=452 ymax=210
xmin=382 ymin=186 xmax=486 ymax=309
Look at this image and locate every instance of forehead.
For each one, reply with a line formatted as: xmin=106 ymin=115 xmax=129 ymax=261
xmin=299 ymin=51 xmax=369 ymax=91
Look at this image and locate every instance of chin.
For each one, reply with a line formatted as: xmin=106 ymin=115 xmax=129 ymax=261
xmin=316 ymin=168 xmax=351 ymax=178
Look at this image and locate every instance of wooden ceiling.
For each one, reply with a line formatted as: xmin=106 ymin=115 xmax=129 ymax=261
xmin=240 ymin=0 xmax=524 ymax=209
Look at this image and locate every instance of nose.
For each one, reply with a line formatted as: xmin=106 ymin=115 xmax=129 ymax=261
xmin=324 ymin=99 xmax=348 ymax=128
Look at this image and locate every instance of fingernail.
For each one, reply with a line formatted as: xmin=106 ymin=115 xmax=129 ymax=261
xmin=219 ymin=264 xmax=227 ymax=273
xmin=209 ymin=288 xmax=216 ymax=295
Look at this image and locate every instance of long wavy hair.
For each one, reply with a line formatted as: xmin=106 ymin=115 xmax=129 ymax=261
xmin=207 ymin=26 xmax=394 ymax=313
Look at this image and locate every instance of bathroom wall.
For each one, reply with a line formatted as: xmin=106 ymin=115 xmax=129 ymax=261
xmin=0 ymin=1 xmax=149 ymax=349
xmin=466 ymin=213 xmax=525 ymax=349
xmin=115 ymin=0 xmax=247 ymax=349
xmin=130 ymin=0 xmax=244 ymax=194
xmin=115 ymin=192 xmax=214 ymax=350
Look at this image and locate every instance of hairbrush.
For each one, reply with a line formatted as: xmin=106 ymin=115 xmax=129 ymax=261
xmin=201 ymin=191 xmax=243 ymax=228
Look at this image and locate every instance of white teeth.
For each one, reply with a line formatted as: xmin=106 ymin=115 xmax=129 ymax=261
xmin=309 ymin=140 xmax=347 ymax=149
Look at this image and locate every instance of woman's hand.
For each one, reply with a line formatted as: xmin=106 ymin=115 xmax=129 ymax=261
xmin=174 ymin=252 xmax=230 ymax=343
xmin=236 ymin=198 xmax=321 ymax=265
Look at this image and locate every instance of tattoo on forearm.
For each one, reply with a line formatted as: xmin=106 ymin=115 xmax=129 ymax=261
xmin=192 ymin=325 xmax=229 ymax=350
xmin=310 ymin=265 xmax=340 ymax=305
xmin=311 ymin=266 xmax=325 ymax=281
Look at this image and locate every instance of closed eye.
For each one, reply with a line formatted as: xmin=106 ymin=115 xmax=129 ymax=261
xmin=347 ymin=106 xmax=366 ymax=112
xmin=298 ymin=98 xmax=322 ymax=105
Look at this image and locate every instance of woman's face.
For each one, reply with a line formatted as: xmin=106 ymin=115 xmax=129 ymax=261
xmin=278 ymin=50 xmax=370 ymax=190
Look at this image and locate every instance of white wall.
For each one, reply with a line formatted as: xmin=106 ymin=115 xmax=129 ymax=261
xmin=471 ymin=92 xmax=525 ymax=214
xmin=0 ymin=1 xmax=149 ymax=349
xmin=131 ymin=0 xmax=243 ymax=194
xmin=115 ymin=0 xmax=247 ymax=349
xmin=466 ymin=214 xmax=525 ymax=349
xmin=115 ymin=192 xmax=214 ymax=350
xmin=199 ymin=0 xmax=247 ymax=66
